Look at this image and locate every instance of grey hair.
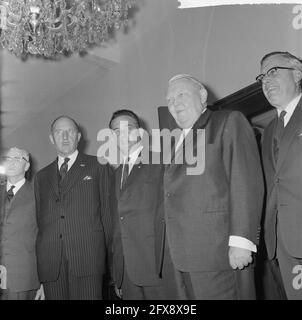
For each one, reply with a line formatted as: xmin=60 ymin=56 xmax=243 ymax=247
xmin=7 ymin=147 xmax=30 ymax=161
xmin=261 ymin=51 xmax=302 ymax=72
xmin=168 ymin=74 xmax=206 ymax=91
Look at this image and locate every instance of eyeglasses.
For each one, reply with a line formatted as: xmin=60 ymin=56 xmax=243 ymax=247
xmin=0 ymin=156 xmax=29 ymax=163
xmin=256 ymin=66 xmax=296 ymax=83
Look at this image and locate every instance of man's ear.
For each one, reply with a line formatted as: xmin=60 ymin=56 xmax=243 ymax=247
xmin=24 ymin=161 xmax=30 ymax=172
xmin=77 ymin=132 xmax=82 ymax=143
xmin=200 ymin=87 xmax=208 ymax=105
xmin=49 ymin=134 xmax=55 ymax=145
xmin=293 ymin=70 xmax=302 ymax=84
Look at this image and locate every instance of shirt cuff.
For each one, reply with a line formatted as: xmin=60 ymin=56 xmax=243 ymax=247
xmin=228 ymin=236 xmax=257 ymax=253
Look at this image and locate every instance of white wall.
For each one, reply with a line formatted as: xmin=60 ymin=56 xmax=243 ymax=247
xmin=2 ymin=1 xmax=301 ymax=170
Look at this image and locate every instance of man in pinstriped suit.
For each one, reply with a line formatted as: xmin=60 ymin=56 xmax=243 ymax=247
xmin=34 ymin=116 xmax=111 ymax=300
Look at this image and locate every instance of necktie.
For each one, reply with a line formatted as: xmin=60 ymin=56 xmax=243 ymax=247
xmin=120 ymin=160 xmax=129 ymax=190
xmin=59 ymin=157 xmax=70 ymax=182
xmin=273 ymin=110 xmax=286 ymax=162
xmin=6 ymin=185 xmax=15 ymax=202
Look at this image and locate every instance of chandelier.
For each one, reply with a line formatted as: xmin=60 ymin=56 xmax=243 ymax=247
xmin=0 ymin=0 xmax=136 ymax=58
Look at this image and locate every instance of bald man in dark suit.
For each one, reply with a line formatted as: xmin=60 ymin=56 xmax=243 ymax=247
xmin=35 ymin=116 xmax=111 ymax=300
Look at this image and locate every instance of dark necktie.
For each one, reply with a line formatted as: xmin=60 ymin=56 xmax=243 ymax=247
xmin=59 ymin=157 xmax=70 ymax=182
xmin=120 ymin=160 xmax=129 ymax=190
xmin=273 ymin=110 xmax=286 ymax=162
xmin=6 ymin=185 xmax=15 ymax=202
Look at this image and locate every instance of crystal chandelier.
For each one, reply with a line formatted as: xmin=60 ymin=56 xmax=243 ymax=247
xmin=0 ymin=0 xmax=136 ymax=58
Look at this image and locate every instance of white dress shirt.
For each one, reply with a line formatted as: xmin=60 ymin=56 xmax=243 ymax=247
xmin=120 ymin=143 xmax=143 ymax=189
xmin=57 ymin=149 xmax=79 ymax=172
xmin=277 ymin=93 xmax=302 ymax=126
xmin=7 ymin=178 xmax=26 ymax=195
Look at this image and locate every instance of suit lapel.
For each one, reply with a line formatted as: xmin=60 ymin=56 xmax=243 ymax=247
xmin=0 ymin=183 xmax=6 ymax=219
xmin=115 ymin=165 xmax=122 ymax=198
xmin=47 ymin=159 xmax=60 ymax=197
xmin=265 ymin=114 xmax=278 ymax=171
xmin=276 ymin=99 xmax=302 ymax=172
xmin=171 ymin=109 xmax=212 ymax=165
xmin=117 ymin=156 xmax=143 ymax=195
xmin=60 ymin=153 xmax=87 ymax=195
xmin=5 ymin=181 xmax=31 ymax=220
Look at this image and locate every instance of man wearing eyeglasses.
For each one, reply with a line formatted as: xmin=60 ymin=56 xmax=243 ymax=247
xmin=0 ymin=147 xmax=44 ymax=300
xmin=259 ymin=51 xmax=302 ymax=299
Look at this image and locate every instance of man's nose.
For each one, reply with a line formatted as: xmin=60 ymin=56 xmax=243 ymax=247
xmin=62 ymin=131 xmax=69 ymax=140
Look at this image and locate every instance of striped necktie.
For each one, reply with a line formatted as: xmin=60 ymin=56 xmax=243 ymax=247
xmin=6 ymin=185 xmax=15 ymax=202
xmin=59 ymin=157 xmax=70 ymax=182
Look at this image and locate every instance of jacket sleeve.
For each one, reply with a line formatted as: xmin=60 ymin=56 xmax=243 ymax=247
xmin=222 ymin=111 xmax=264 ymax=245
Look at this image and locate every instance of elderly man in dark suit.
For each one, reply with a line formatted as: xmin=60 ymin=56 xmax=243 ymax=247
xmin=34 ymin=116 xmax=111 ymax=300
xmin=109 ymin=109 xmax=177 ymax=300
xmin=259 ymin=51 xmax=302 ymax=299
xmin=158 ymin=74 xmax=264 ymax=299
xmin=0 ymin=147 xmax=43 ymax=300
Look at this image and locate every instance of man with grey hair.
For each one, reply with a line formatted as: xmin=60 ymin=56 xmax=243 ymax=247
xmin=0 ymin=147 xmax=44 ymax=300
xmin=157 ymin=74 xmax=264 ymax=299
xmin=259 ymin=51 xmax=302 ymax=299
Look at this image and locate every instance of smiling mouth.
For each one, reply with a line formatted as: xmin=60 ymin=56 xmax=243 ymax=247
xmin=265 ymin=87 xmax=278 ymax=95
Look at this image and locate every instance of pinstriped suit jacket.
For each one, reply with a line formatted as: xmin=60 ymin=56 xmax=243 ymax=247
xmin=34 ymin=152 xmax=112 ymax=282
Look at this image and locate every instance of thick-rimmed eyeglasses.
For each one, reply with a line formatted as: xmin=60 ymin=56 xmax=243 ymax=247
xmin=0 ymin=156 xmax=29 ymax=162
xmin=256 ymin=66 xmax=296 ymax=83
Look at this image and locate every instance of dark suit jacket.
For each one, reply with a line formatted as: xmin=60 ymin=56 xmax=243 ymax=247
xmin=34 ymin=153 xmax=111 ymax=282
xmin=262 ymin=98 xmax=302 ymax=259
xmin=112 ymin=152 xmax=164 ymax=288
xmin=0 ymin=181 xmax=40 ymax=292
xmin=159 ymin=109 xmax=264 ymax=273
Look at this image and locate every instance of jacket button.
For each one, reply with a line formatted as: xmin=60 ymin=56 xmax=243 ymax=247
xmin=120 ymin=217 xmax=124 ymax=220
xmin=166 ymin=192 xmax=171 ymax=197
xmin=275 ymin=178 xmax=280 ymax=183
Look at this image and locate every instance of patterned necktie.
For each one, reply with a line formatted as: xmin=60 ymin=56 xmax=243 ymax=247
xmin=120 ymin=160 xmax=129 ymax=190
xmin=273 ymin=110 xmax=287 ymax=162
xmin=6 ymin=185 xmax=15 ymax=202
xmin=59 ymin=157 xmax=70 ymax=182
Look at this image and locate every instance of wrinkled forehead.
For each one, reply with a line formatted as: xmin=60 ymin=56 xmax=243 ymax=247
xmin=6 ymin=147 xmax=27 ymax=159
xmin=53 ymin=118 xmax=78 ymax=131
xmin=261 ymin=55 xmax=289 ymax=72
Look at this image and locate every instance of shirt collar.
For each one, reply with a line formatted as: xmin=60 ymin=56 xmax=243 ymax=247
xmin=58 ymin=149 xmax=79 ymax=169
xmin=7 ymin=178 xmax=26 ymax=195
xmin=123 ymin=143 xmax=143 ymax=164
xmin=277 ymin=93 xmax=302 ymax=124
